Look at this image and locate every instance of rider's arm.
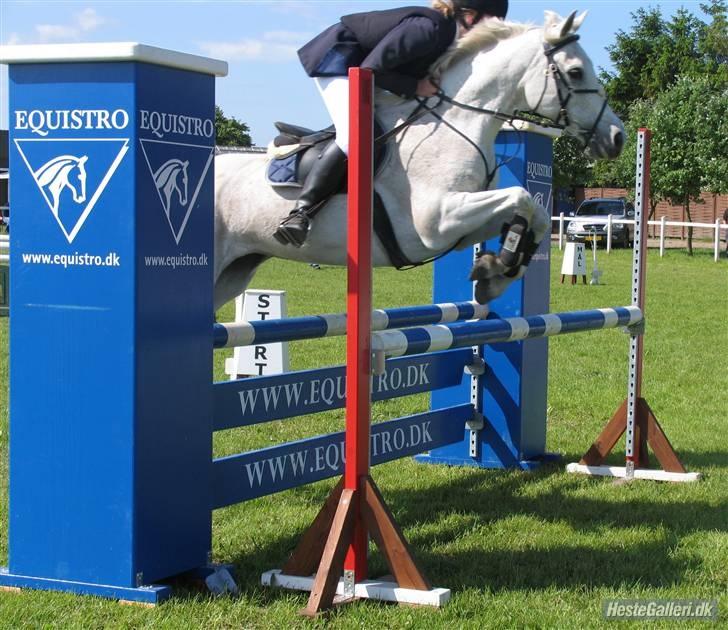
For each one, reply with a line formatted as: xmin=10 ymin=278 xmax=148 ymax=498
xmin=360 ymin=16 xmax=442 ymax=98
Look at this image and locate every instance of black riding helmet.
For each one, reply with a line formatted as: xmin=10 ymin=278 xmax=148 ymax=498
xmin=453 ymin=0 xmax=509 ymax=24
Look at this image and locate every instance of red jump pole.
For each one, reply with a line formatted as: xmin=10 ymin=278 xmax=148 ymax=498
xmin=344 ymin=67 xmax=374 ymax=582
xmin=276 ymin=67 xmax=440 ymax=615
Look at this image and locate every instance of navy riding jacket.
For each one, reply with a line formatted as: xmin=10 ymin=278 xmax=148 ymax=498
xmin=298 ymin=6 xmax=457 ymax=98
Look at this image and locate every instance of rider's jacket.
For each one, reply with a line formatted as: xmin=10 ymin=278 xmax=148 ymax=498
xmin=298 ymin=6 xmax=457 ymax=98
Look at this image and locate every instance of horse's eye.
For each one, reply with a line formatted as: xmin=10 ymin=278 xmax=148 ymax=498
xmin=567 ymin=68 xmax=584 ymax=81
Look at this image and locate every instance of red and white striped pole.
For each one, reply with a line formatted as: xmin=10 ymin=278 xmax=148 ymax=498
xmin=344 ymin=67 xmax=374 ymax=582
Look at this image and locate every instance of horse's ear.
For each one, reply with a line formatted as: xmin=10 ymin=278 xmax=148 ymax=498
xmin=543 ymin=10 xmax=561 ymax=28
xmin=559 ymin=10 xmax=578 ymax=38
xmin=78 ymin=155 xmax=88 ymax=165
xmin=572 ymin=10 xmax=588 ymax=32
xmin=544 ymin=11 xmax=566 ymax=43
xmin=544 ymin=9 xmax=582 ymax=44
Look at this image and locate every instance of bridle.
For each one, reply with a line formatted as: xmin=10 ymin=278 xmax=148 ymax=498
xmin=431 ymin=34 xmax=608 ymax=147
xmin=531 ymin=34 xmax=609 ymax=148
xmin=376 ymin=32 xmax=610 ymax=186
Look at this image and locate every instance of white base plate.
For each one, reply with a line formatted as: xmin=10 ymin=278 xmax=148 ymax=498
xmin=261 ymin=570 xmax=450 ymax=607
xmin=566 ymin=463 xmax=701 ymax=482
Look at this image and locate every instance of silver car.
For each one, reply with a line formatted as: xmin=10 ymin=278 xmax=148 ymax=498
xmin=566 ymin=198 xmax=634 ymax=247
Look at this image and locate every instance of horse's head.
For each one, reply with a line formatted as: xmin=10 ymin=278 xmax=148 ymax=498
xmin=522 ymin=11 xmax=624 ymax=158
xmin=429 ymin=13 xmax=623 ymax=160
xmin=70 ymin=155 xmax=88 ymax=204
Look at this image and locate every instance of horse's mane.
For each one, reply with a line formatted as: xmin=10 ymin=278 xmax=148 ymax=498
xmin=154 ymin=160 xmax=185 ymax=187
xmin=430 ymin=18 xmax=534 ymax=78
xmin=35 ymin=156 xmax=79 ymax=186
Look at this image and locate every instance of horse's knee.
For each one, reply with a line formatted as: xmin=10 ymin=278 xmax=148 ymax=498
xmin=508 ymin=187 xmax=536 ymax=218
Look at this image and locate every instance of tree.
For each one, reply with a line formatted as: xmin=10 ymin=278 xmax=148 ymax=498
xmin=599 ymin=7 xmax=709 ymax=118
xmin=590 ymin=99 xmax=654 ymax=209
xmin=552 ymin=135 xmax=592 ymax=190
xmin=599 ymin=7 xmax=667 ymax=118
xmin=215 ymin=106 xmax=252 ymax=147
xmin=649 ymin=76 xmax=727 ymax=254
xmin=698 ymin=0 xmax=728 ymax=87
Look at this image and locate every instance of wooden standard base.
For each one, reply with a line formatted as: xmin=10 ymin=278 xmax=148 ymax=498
xmin=569 ymin=397 xmax=696 ymax=481
xmin=266 ymin=475 xmax=447 ymax=615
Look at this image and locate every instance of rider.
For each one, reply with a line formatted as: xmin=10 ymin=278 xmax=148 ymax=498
xmin=274 ymin=0 xmax=509 ymax=247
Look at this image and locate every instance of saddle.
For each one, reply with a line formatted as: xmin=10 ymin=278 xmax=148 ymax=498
xmin=265 ymin=120 xmax=413 ymax=269
xmin=266 ymin=120 xmax=387 ymax=189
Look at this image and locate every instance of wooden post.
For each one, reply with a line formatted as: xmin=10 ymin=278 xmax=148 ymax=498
xmin=278 ymin=68 xmax=442 ymax=615
xmin=344 ymin=66 xmax=374 ymax=583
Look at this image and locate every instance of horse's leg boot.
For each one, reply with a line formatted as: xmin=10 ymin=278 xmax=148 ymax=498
xmin=273 ymin=142 xmax=347 ymax=247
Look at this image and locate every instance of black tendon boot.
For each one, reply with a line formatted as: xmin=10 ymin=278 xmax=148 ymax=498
xmin=274 ymin=142 xmax=347 ymax=246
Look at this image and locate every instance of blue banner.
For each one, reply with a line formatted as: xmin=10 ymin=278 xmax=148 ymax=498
xmin=213 ymin=348 xmax=473 ymax=430
xmin=211 ymin=404 xmax=472 ymax=508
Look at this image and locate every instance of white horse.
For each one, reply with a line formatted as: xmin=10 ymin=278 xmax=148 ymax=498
xmin=34 ymin=154 xmax=88 ymax=217
xmin=213 ymin=11 xmax=624 ymax=311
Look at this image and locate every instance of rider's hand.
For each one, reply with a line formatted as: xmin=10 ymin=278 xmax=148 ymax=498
xmin=415 ymin=78 xmax=439 ymax=98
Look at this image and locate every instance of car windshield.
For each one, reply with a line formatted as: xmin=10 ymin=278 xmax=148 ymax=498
xmin=576 ymin=201 xmax=624 ymax=216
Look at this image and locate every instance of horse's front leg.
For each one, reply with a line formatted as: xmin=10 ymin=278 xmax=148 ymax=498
xmin=436 ymin=186 xmax=550 ymax=304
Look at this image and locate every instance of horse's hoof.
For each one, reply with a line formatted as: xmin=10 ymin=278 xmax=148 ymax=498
xmin=474 ymin=280 xmax=495 ymax=304
xmin=469 ymin=251 xmax=504 ymax=281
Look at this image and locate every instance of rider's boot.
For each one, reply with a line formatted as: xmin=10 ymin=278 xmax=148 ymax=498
xmin=273 ymin=142 xmax=347 ymax=247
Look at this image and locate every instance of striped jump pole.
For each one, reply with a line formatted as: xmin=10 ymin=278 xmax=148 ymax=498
xmin=372 ymin=306 xmax=643 ymax=360
xmin=213 ymin=300 xmax=489 ymax=349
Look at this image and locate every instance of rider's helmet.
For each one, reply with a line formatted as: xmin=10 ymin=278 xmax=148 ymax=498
xmin=452 ymin=0 xmax=508 ymax=24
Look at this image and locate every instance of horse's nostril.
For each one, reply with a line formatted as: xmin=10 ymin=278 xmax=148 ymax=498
xmin=613 ymin=131 xmax=624 ymax=152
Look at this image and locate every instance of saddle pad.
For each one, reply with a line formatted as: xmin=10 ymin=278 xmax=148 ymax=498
xmin=266 ymin=152 xmax=302 ymax=188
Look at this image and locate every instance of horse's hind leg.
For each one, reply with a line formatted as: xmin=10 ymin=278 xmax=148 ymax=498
xmin=214 ymin=253 xmax=268 ymax=314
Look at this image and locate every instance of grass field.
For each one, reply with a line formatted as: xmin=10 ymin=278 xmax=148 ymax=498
xmin=0 ymin=247 xmax=726 ymax=628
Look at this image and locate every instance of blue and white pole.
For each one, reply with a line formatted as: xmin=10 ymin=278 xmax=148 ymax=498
xmin=213 ymin=300 xmax=489 ymax=349
xmin=372 ymin=307 xmax=643 ymax=358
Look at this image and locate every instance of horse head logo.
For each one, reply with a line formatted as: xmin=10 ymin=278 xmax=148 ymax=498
xmin=153 ymin=159 xmax=189 ymax=217
xmin=33 ymin=155 xmax=88 ymax=217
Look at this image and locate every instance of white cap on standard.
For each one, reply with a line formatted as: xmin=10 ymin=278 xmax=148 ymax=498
xmin=0 ymin=42 xmax=228 ymax=77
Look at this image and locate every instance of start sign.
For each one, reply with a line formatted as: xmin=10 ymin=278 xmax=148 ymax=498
xmin=225 ymin=290 xmax=289 ymax=378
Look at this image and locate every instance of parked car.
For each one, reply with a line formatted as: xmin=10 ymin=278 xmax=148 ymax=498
xmin=566 ymin=198 xmax=634 ymax=247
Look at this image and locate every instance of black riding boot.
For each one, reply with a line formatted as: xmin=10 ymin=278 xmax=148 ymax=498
xmin=273 ymin=142 xmax=347 ymax=247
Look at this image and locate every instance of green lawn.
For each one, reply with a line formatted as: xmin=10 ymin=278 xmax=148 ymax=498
xmin=1 ymin=248 xmax=726 ymax=628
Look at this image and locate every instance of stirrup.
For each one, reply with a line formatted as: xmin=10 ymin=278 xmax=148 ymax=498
xmin=273 ymin=211 xmax=311 ymax=247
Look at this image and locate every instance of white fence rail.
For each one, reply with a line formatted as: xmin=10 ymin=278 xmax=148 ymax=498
xmin=0 ymin=234 xmax=8 ymax=264
xmin=554 ymin=214 xmax=727 ymax=262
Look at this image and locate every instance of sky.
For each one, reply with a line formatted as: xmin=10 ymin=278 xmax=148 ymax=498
xmin=0 ymin=0 xmax=709 ymax=146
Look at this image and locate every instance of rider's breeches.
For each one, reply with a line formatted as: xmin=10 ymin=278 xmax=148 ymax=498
xmin=314 ymin=77 xmax=350 ymax=155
